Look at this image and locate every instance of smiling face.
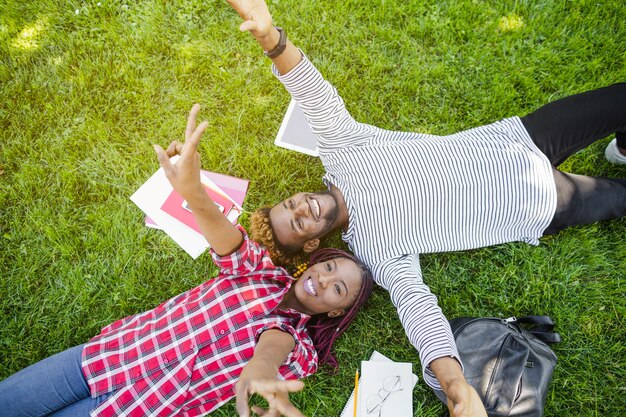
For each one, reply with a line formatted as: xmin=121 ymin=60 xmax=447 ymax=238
xmin=269 ymin=191 xmax=340 ymax=252
xmin=288 ymin=257 xmax=363 ymax=317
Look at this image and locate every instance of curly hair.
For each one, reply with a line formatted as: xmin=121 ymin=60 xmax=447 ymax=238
xmin=249 ymin=207 xmax=303 ymax=266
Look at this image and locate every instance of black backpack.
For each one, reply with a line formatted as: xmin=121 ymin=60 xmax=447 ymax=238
xmin=433 ymin=316 xmax=561 ymax=417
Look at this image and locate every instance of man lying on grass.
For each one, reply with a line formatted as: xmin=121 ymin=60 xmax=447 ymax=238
xmin=225 ymin=0 xmax=626 ymax=416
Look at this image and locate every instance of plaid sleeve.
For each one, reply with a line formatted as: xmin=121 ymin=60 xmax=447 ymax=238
xmin=256 ymin=322 xmax=318 ymax=380
xmin=210 ymin=225 xmax=265 ymax=275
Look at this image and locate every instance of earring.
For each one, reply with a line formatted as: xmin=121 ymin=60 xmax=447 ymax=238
xmin=292 ymin=262 xmax=308 ymax=279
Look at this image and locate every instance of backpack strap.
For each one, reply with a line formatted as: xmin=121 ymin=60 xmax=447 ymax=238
xmin=516 ymin=316 xmax=561 ymax=344
xmin=516 ymin=315 xmax=555 ymax=330
xmin=529 ymin=329 xmax=562 ymax=344
xmin=448 ymin=316 xmax=562 ymax=344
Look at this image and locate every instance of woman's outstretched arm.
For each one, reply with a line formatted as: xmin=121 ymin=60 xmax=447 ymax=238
xmin=235 ymin=329 xmax=305 ymax=417
xmin=154 ymin=104 xmax=244 ymax=256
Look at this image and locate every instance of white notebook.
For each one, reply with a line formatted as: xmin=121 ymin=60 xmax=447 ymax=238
xmin=340 ymin=351 xmax=418 ymax=417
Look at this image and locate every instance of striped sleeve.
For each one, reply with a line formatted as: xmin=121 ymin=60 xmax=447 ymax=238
xmin=372 ymin=255 xmax=461 ymax=390
xmin=272 ymin=54 xmax=378 ymax=152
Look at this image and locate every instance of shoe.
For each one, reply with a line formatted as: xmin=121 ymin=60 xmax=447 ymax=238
xmin=604 ymin=138 xmax=626 ymax=165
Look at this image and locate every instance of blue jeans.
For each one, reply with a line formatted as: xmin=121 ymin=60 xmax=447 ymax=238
xmin=0 ymin=345 xmax=111 ymax=417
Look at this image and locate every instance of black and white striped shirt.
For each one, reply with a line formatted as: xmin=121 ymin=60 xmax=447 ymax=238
xmin=274 ymin=56 xmax=557 ymax=388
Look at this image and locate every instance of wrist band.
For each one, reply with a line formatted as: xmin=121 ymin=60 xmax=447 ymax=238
xmin=264 ymin=26 xmax=287 ymax=59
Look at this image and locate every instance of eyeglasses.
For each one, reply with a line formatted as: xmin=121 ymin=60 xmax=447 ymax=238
xmin=365 ymin=375 xmax=403 ymax=417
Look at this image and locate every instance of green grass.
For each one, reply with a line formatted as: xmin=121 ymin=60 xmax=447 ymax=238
xmin=1 ymin=0 xmax=625 ymax=416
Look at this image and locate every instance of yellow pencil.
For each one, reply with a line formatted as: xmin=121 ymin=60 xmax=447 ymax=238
xmin=353 ymin=369 xmax=359 ymax=417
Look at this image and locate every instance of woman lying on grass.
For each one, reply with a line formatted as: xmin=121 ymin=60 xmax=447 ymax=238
xmin=0 ymin=104 xmax=373 ymax=417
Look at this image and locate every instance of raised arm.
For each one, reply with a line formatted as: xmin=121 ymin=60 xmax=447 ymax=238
xmin=235 ymin=329 xmax=305 ymax=417
xmin=226 ymin=0 xmax=302 ymax=75
xmin=154 ymin=104 xmax=243 ymax=256
xmin=227 ymin=0 xmax=378 ymax=153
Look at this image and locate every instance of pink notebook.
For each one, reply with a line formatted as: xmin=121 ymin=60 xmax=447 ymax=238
xmin=146 ymin=170 xmax=249 ymax=230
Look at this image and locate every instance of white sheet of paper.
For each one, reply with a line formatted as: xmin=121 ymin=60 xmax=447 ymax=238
xmin=359 ymin=360 xmax=413 ymax=417
xmin=130 ymin=156 xmax=208 ymax=259
xmin=341 ymin=351 xmax=417 ymax=417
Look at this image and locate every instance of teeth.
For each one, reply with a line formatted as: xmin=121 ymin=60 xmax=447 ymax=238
xmin=307 ymin=278 xmax=317 ymax=296
xmin=311 ymin=199 xmax=320 ymax=219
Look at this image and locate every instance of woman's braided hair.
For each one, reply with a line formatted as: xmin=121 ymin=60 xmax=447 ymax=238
xmin=303 ymin=248 xmax=374 ymax=369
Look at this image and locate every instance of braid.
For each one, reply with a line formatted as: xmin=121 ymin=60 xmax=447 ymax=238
xmin=305 ymin=249 xmax=374 ymax=369
xmin=249 ymin=210 xmax=373 ymax=369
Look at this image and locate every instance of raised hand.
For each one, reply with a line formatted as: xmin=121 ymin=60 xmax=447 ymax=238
xmin=225 ymin=0 xmax=302 ymax=74
xmin=226 ymin=0 xmax=274 ymax=39
xmin=153 ymin=104 xmax=244 ymax=255
xmin=235 ymin=329 xmax=306 ymax=417
xmin=235 ymin=377 xmax=306 ymax=417
xmin=153 ymin=103 xmax=208 ymax=201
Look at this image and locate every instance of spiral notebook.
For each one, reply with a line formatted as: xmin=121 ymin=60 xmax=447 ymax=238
xmin=340 ymin=351 xmax=418 ymax=417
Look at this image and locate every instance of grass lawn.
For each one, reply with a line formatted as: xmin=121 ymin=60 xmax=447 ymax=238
xmin=1 ymin=0 xmax=625 ymax=416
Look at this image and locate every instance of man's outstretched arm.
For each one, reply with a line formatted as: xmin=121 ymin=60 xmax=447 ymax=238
xmin=229 ymin=0 xmax=378 ymax=150
xmin=227 ymin=0 xmax=302 ymax=75
xmin=374 ymin=257 xmax=487 ymax=417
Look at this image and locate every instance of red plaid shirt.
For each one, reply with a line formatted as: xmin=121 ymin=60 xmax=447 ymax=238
xmin=82 ymin=227 xmax=317 ymax=417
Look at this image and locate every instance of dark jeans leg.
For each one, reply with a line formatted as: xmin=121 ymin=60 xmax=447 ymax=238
xmin=617 ymin=131 xmax=626 ymax=150
xmin=520 ymin=82 xmax=626 ymax=166
xmin=519 ymin=83 xmax=626 ymax=233
xmin=0 ymin=344 xmax=108 ymax=417
xmin=544 ymin=169 xmax=626 ymax=234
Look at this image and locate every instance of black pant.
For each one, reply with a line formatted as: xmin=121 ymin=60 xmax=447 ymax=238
xmin=519 ymin=83 xmax=626 ymax=235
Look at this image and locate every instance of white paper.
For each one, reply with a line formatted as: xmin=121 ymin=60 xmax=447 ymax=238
xmin=341 ymin=351 xmax=417 ymax=417
xmin=130 ymin=156 xmax=208 ymax=259
xmin=359 ymin=360 xmax=412 ymax=417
